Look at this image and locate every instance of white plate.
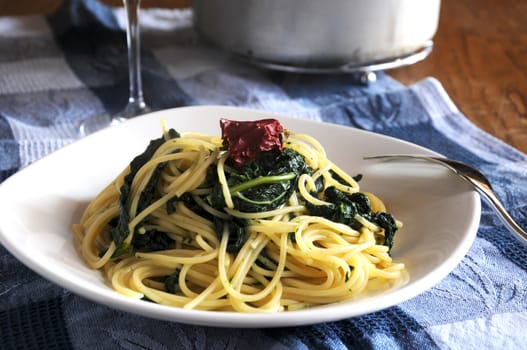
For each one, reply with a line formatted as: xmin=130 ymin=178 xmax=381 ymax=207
xmin=0 ymin=106 xmax=480 ymax=328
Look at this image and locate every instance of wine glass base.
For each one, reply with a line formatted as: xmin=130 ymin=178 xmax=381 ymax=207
xmin=78 ymin=114 xmax=113 ymax=138
xmin=78 ymin=102 xmax=151 ymax=138
xmin=111 ymin=101 xmax=151 ymax=124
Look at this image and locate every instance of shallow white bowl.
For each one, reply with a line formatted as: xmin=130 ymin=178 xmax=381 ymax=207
xmin=0 ymin=106 xmax=479 ymax=328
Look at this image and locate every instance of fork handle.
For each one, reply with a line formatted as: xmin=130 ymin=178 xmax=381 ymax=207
xmin=468 ymin=178 xmax=527 ymax=245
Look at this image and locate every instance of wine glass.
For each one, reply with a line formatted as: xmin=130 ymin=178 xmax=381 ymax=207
xmin=80 ymin=0 xmax=149 ymax=136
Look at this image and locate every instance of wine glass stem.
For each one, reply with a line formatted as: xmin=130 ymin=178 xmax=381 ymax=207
xmin=124 ymin=0 xmax=145 ymax=110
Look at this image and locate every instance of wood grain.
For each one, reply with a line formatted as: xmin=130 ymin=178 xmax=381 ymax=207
xmin=389 ymin=0 xmax=527 ymax=153
xmin=0 ymin=0 xmax=63 ymax=15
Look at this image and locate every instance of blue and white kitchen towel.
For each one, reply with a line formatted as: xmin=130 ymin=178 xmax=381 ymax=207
xmin=1 ymin=1 xmax=526 ymax=349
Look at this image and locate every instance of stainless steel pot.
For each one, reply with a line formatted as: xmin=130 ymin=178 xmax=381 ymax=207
xmin=192 ymin=0 xmax=441 ymax=72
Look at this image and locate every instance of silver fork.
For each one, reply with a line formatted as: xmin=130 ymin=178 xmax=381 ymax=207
xmin=364 ymin=154 xmax=527 ymax=245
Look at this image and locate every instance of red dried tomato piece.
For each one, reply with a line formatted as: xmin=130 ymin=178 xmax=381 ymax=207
xmin=220 ymin=118 xmax=284 ymax=167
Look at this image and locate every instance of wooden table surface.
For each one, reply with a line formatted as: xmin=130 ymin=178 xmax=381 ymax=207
xmin=390 ymin=0 xmax=527 ymax=154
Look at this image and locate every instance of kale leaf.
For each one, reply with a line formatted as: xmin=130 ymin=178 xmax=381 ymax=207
xmin=213 ymin=217 xmax=247 ymax=253
xmin=166 ymin=193 xmax=213 ymax=222
xmin=211 ymin=148 xmax=311 ymax=212
xmin=306 ymin=187 xmax=371 ymax=229
xmin=164 ymin=270 xmax=180 ymax=294
xmin=370 ymin=212 xmax=398 ymax=251
xmin=110 ymin=129 xmax=180 ymax=256
xmin=306 ymin=185 xmax=399 ymax=253
xmin=132 ymin=229 xmax=173 ymax=252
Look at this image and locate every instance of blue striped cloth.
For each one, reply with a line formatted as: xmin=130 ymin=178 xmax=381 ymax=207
xmin=1 ymin=2 xmax=526 ymax=349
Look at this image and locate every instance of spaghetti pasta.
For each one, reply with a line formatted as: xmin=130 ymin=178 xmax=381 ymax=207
xmin=72 ymin=118 xmax=407 ymax=312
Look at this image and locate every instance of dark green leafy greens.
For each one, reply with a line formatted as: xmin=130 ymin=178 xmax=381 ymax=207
xmin=210 ymin=148 xmax=311 ymax=213
xmin=132 ymin=229 xmax=173 ymax=252
xmin=164 ymin=270 xmax=180 ymax=294
xmin=213 ymin=217 xmax=247 ymax=253
xmin=305 ymin=187 xmax=370 ymax=229
xmin=370 ymin=212 xmax=398 ymax=251
xmin=110 ymin=128 xmax=180 ymax=257
xmin=207 ymin=148 xmax=311 ymax=253
xmin=306 ymin=185 xmax=399 ymax=252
